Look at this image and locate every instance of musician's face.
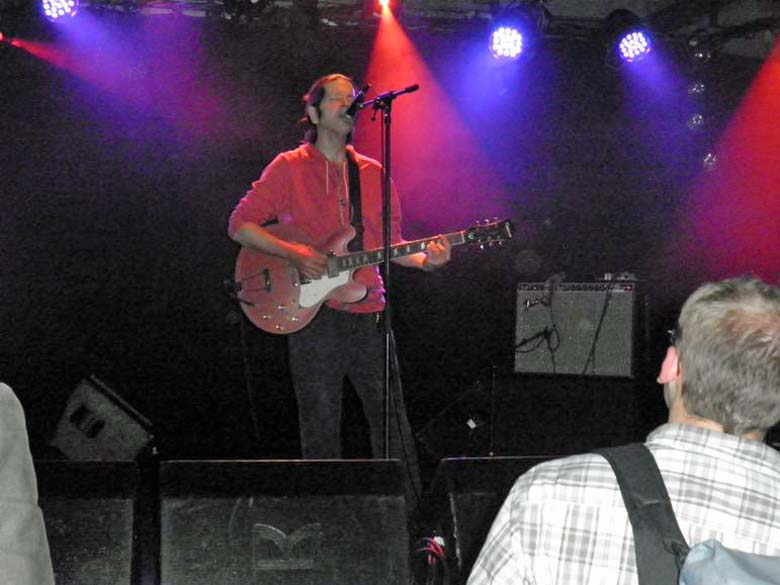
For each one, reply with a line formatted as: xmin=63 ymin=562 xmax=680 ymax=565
xmin=309 ymin=79 xmax=357 ymax=138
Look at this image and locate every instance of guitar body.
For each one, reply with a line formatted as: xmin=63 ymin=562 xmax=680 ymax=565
xmin=234 ymin=218 xmax=514 ymax=334
xmin=235 ymin=224 xmax=367 ymax=334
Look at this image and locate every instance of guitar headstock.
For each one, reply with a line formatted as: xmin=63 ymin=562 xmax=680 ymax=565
xmin=464 ymin=218 xmax=514 ymax=248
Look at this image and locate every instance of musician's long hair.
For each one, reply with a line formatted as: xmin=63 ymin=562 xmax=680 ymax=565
xmin=300 ymin=73 xmax=355 ymax=144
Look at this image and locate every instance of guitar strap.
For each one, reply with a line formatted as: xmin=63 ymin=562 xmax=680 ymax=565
xmin=346 ymin=151 xmax=364 ymax=252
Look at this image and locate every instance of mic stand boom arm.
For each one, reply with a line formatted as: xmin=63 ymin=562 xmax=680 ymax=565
xmin=361 ymin=84 xmax=419 ymax=112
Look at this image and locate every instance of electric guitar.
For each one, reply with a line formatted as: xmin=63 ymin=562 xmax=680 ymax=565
xmin=234 ymin=219 xmax=513 ymax=334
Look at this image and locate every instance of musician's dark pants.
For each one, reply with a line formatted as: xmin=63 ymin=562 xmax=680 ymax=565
xmin=287 ymin=306 xmax=421 ymax=505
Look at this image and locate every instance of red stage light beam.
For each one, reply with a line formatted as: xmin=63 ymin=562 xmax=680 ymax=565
xmin=669 ymin=41 xmax=780 ymax=284
xmin=354 ymin=8 xmax=509 ymax=233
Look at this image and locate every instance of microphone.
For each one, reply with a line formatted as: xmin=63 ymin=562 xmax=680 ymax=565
xmin=346 ymin=84 xmax=370 ymax=118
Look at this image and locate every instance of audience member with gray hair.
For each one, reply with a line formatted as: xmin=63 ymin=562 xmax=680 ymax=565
xmin=0 ymin=382 xmax=54 ymax=585
xmin=468 ymin=276 xmax=780 ymax=585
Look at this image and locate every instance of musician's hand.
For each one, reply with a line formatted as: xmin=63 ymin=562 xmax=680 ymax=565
xmin=423 ymin=236 xmax=451 ymax=271
xmin=287 ymin=244 xmax=328 ymax=279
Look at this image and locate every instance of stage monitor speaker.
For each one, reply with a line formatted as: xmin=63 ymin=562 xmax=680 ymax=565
xmin=425 ymin=456 xmax=553 ymax=584
xmin=416 ymin=382 xmax=492 ymax=459
xmin=514 ymin=281 xmax=636 ymax=377
xmin=50 ymin=376 xmax=154 ymax=461
xmin=159 ymin=459 xmax=410 ymax=585
xmin=35 ymin=461 xmax=142 ymax=585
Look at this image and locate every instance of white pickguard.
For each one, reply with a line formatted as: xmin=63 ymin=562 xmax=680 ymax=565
xmin=298 ymin=271 xmax=351 ymax=308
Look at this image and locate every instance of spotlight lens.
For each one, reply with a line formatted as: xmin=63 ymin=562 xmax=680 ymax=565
xmin=42 ymin=0 xmax=78 ymax=20
xmin=702 ymin=153 xmax=718 ymax=172
xmin=490 ymin=26 xmax=524 ymax=60
xmin=618 ymin=31 xmax=652 ymax=62
xmin=686 ymin=113 xmax=705 ymax=131
xmin=687 ymin=81 xmax=706 ymax=97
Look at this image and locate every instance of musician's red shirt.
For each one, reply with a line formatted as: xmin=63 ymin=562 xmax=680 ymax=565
xmin=228 ymin=143 xmax=404 ymax=313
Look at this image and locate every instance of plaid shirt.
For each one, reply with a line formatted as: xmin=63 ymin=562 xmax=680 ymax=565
xmin=467 ymin=423 xmax=780 ymax=585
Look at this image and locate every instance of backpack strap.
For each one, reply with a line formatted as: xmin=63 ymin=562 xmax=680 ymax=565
xmin=346 ymin=151 xmax=364 ymax=252
xmin=595 ymin=444 xmax=690 ymax=585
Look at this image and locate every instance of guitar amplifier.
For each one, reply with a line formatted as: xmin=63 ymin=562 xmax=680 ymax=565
xmin=514 ymin=282 xmax=637 ymax=377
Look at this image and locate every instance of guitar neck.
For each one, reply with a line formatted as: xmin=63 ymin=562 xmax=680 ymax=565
xmin=335 ymin=231 xmax=466 ymax=272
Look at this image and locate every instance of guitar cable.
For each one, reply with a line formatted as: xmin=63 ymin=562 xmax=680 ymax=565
xmin=581 ymin=283 xmax=614 ymax=375
xmin=237 ymin=301 xmax=263 ymax=446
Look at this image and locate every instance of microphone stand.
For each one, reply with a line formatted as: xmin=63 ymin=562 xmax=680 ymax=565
xmin=361 ymin=84 xmax=419 ymax=458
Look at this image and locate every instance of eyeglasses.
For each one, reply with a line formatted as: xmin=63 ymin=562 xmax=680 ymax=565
xmin=667 ymin=326 xmax=681 ymax=346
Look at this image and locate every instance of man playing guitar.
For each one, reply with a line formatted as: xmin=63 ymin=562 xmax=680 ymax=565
xmin=228 ymin=74 xmax=450 ymax=504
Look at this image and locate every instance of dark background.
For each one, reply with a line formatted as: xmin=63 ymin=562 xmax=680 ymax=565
xmin=1 ymin=4 xmax=773 ymax=479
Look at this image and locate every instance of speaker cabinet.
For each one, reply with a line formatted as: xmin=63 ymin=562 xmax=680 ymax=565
xmin=416 ymin=383 xmax=492 ymax=459
xmin=35 ymin=461 xmax=143 ymax=585
xmin=515 ymin=282 xmax=637 ymax=377
xmin=491 ymin=375 xmax=641 ymax=455
xmin=425 ymin=457 xmax=553 ymax=585
xmin=50 ymin=376 xmax=154 ymax=461
xmin=159 ymin=459 xmax=410 ymax=585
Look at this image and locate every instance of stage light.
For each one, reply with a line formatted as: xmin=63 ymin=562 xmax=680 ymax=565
xmin=687 ymin=39 xmax=713 ymax=64
xmin=617 ymin=30 xmax=652 ymax=62
xmin=489 ymin=26 xmax=524 ymax=60
xmin=362 ymin=0 xmax=401 ymax=19
xmin=42 ymin=0 xmax=78 ymax=20
xmin=702 ymin=152 xmax=718 ymax=172
xmin=487 ymin=5 xmax=539 ymax=62
xmin=686 ymin=113 xmax=705 ymax=131
xmin=687 ymin=81 xmax=706 ymax=97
